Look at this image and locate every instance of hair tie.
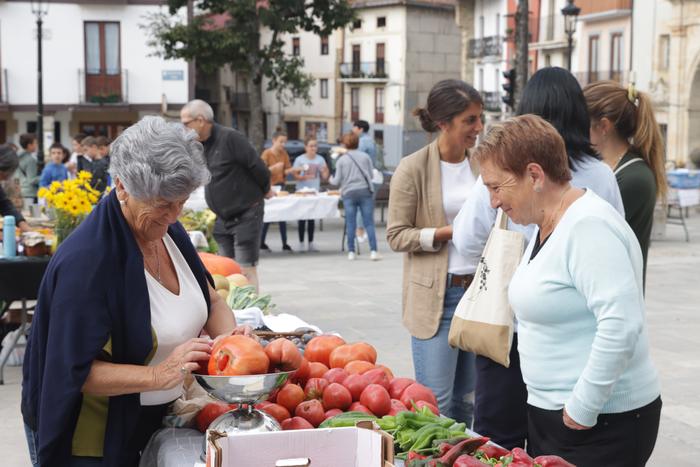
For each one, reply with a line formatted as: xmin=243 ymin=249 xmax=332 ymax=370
xmin=627 ymin=83 xmax=639 ymax=107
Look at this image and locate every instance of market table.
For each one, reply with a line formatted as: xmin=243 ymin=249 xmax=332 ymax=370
xmin=666 ymin=188 xmax=700 ymax=242
xmin=184 ymin=187 xmax=341 ymax=223
xmin=262 ymin=194 xmax=340 ymax=223
xmin=0 ymin=255 xmax=51 ymax=384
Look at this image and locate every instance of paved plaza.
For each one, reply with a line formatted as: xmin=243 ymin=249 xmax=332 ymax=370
xmin=1 ymin=211 xmax=698 ymax=466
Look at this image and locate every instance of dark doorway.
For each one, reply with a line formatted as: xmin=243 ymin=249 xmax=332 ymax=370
xmin=285 ymin=121 xmax=300 ymax=140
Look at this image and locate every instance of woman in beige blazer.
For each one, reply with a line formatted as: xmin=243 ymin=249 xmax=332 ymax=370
xmin=387 ymin=80 xmax=483 ymax=425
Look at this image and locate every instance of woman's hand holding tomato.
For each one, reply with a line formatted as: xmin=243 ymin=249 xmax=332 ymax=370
xmin=155 ymin=337 xmax=213 ymax=390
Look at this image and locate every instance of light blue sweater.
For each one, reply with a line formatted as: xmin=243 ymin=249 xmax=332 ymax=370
xmin=508 ymin=190 xmax=660 ymax=427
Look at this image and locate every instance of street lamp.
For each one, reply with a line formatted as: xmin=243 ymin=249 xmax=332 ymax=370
xmin=561 ymin=0 xmax=580 ymax=72
xmin=30 ymin=1 xmax=49 ymax=166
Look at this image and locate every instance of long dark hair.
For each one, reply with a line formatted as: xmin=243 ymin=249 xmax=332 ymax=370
xmin=413 ymin=79 xmax=482 ymax=132
xmin=516 ymin=67 xmax=596 ymax=169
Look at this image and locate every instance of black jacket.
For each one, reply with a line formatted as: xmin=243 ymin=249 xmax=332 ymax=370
xmin=203 ymin=123 xmax=270 ymax=220
xmin=0 ymin=185 xmax=24 ymax=224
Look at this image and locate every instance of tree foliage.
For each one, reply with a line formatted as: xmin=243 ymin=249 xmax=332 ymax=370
xmin=148 ymin=0 xmax=355 ymax=105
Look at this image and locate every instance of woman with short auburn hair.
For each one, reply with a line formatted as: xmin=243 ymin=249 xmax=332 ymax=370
xmin=452 ymin=67 xmax=625 ymax=450
xmin=387 ymin=79 xmax=483 ymax=425
xmin=477 ymin=114 xmax=661 ymax=466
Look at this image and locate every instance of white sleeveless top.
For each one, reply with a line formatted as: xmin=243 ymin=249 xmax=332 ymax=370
xmin=140 ymin=234 xmax=208 ymax=406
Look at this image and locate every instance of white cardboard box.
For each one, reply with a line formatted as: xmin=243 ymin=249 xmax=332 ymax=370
xmin=206 ymin=423 xmax=394 ymax=467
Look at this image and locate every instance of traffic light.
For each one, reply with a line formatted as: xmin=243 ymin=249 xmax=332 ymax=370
xmin=502 ymin=68 xmax=516 ymax=108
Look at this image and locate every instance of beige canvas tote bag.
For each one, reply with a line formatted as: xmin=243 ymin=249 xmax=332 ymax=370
xmin=448 ymin=208 xmax=525 ymax=367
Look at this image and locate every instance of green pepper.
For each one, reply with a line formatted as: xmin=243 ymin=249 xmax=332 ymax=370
xmin=318 ymin=411 xmax=377 ymax=428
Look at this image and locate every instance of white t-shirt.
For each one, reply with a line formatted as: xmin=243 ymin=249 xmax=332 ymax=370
xmin=140 ymin=234 xmax=208 ymax=406
xmin=440 ymin=158 xmax=476 ymax=274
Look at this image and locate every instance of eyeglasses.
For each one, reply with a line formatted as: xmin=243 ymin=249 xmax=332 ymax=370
xmin=181 ymin=118 xmax=196 ymax=127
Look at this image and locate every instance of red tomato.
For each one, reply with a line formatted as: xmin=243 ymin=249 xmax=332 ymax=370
xmin=348 ymin=402 xmax=373 ymax=414
xmin=342 ymin=373 xmax=370 ymax=401
xmin=208 ymin=335 xmax=269 ymax=376
xmin=281 ymin=416 xmax=314 ymax=430
xmin=344 ymin=360 xmax=375 ymax=375
xmin=264 ymin=338 xmax=303 ymax=372
xmin=363 ymin=368 xmax=390 ymax=390
xmin=400 ymin=383 xmax=438 ymax=409
xmin=411 ymin=400 xmax=439 ymax=416
xmin=360 ymin=384 xmax=391 ymax=416
xmin=308 ymin=361 xmax=330 ymax=379
xmin=388 ymin=399 xmax=409 ymax=416
xmin=324 ymin=408 xmax=343 ymax=420
xmin=322 ymin=368 xmax=350 ymax=385
xmin=276 ymin=383 xmax=305 ymax=413
xmin=290 ymin=357 xmax=310 ymax=385
xmin=304 ymin=335 xmax=346 ymax=367
xmin=322 ymin=382 xmax=353 ymax=411
xmin=375 ymin=364 xmax=394 ymax=380
xmin=258 ymin=402 xmax=291 ymax=424
xmin=329 ymin=343 xmax=375 ymax=368
xmin=294 ymin=399 xmax=325 ymax=427
xmin=388 ymin=377 xmax=415 ymax=400
xmin=195 ymin=403 xmax=232 ymax=433
xmin=304 ymin=377 xmax=329 ymax=400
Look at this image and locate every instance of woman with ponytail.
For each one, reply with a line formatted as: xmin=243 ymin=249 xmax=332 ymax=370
xmin=584 ymin=81 xmax=667 ymax=282
xmin=387 ymin=79 xmax=483 ymax=425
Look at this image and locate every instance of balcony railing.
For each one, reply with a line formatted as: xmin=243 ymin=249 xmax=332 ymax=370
xmin=468 ymin=38 xmax=483 ymax=58
xmin=229 ymin=92 xmax=250 ymax=111
xmin=578 ymin=0 xmax=632 ymax=16
xmin=340 ymin=62 xmax=389 ymax=81
xmin=573 ymin=69 xmax=628 ymax=87
xmin=481 ymin=91 xmax=502 ymax=112
xmin=0 ymin=69 xmax=7 ymax=104
xmin=78 ymin=68 xmax=129 ymax=104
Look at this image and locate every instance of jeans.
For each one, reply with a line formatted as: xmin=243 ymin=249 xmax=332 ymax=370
xmin=261 ymin=221 xmax=288 ymax=245
xmin=24 ymin=423 xmax=103 ymax=466
xmin=411 ymin=285 xmax=476 ymax=426
xmin=355 ymin=183 xmax=381 ymax=229
xmin=298 ymin=220 xmax=315 ymax=243
xmin=343 ymin=192 xmax=377 ymax=252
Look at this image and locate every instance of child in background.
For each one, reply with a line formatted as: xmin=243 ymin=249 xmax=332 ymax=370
xmin=80 ymin=136 xmax=110 ymax=194
xmin=66 ymin=132 xmax=86 ymax=179
xmin=91 ymin=136 xmax=111 ymax=194
xmin=40 ymin=143 xmax=69 ymax=188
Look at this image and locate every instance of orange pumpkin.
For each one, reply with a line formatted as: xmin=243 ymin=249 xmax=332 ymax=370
xmin=199 ymin=252 xmax=242 ymax=277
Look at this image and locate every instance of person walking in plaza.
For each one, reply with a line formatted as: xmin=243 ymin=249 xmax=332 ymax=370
xmin=331 ymin=132 xmax=380 ymax=261
xmin=39 ymin=143 xmax=69 ymax=188
xmin=21 ymin=117 xmax=253 ymax=467
xmin=451 ymin=67 xmax=625 ymax=449
xmin=352 ymin=120 xmax=377 ymax=243
xmin=293 ymin=135 xmax=330 ymax=252
xmin=260 ymin=129 xmax=298 ymax=252
xmin=584 ymin=81 xmax=668 ymax=284
xmin=0 ymin=144 xmax=31 ymax=232
xmin=180 ymin=99 xmax=271 ymax=290
xmin=17 ymin=133 xmax=40 ymax=206
xmin=475 ymin=115 xmax=661 ymax=466
xmin=387 ymin=79 xmax=482 ymax=425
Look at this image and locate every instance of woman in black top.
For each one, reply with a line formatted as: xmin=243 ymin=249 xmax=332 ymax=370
xmin=584 ymin=81 xmax=668 ymax=284
xmin=0 ymin=144 xmax=31 ymax=232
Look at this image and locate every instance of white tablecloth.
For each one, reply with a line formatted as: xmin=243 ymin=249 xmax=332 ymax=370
xmin=263 ymin=194 xmax=340 ymax=223
xmin=184 ymin=187 xmax=341 ymax=223
xmin=668 ymin=188 xmax=700 ymax=207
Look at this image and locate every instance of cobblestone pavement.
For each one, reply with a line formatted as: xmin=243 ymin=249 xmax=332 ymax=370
xmin=1 ymin=211 xmax=698 ymax=466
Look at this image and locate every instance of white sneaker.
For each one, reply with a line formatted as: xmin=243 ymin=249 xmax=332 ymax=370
xmin=370 ymin=251 xmax=381 ymax=261
xmin=298 ymin=241 xmax=306 ymax=251
xmin=347 ymin=252 xmax=356 ymax=261
xmin=308 ymin=242 xmax=319 ymax=252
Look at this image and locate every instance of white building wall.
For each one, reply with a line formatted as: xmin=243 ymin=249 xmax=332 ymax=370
xmin=0 ymin=2 xmax=189 ymax=106
xmin=472 ymin=0 xmax=508 ymax=95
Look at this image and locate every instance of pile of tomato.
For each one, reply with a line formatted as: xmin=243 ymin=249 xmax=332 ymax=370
xmin=195 ymin=334 xmax=439 ymax=432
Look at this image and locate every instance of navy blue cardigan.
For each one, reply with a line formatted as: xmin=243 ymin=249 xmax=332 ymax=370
xmin=21 ymin=190 xmax=212 ymax=466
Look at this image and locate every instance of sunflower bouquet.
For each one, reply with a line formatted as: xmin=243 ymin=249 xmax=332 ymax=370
xmin=38 ymin=171 xmax=102 ymax=243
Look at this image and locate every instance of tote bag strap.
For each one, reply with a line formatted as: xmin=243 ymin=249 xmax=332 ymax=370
xmin=495 ymin=208 xmax=509 ymax=230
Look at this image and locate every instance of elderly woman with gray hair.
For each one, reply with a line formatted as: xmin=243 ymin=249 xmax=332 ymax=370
xmin=21 ymin=117 xmax=250 ymax=467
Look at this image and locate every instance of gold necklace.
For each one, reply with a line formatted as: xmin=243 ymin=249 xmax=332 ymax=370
xmin=144 ymin=241 xmax=162 ymax=283
xmin=540 ymin=186 xmax=572 ymax=239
